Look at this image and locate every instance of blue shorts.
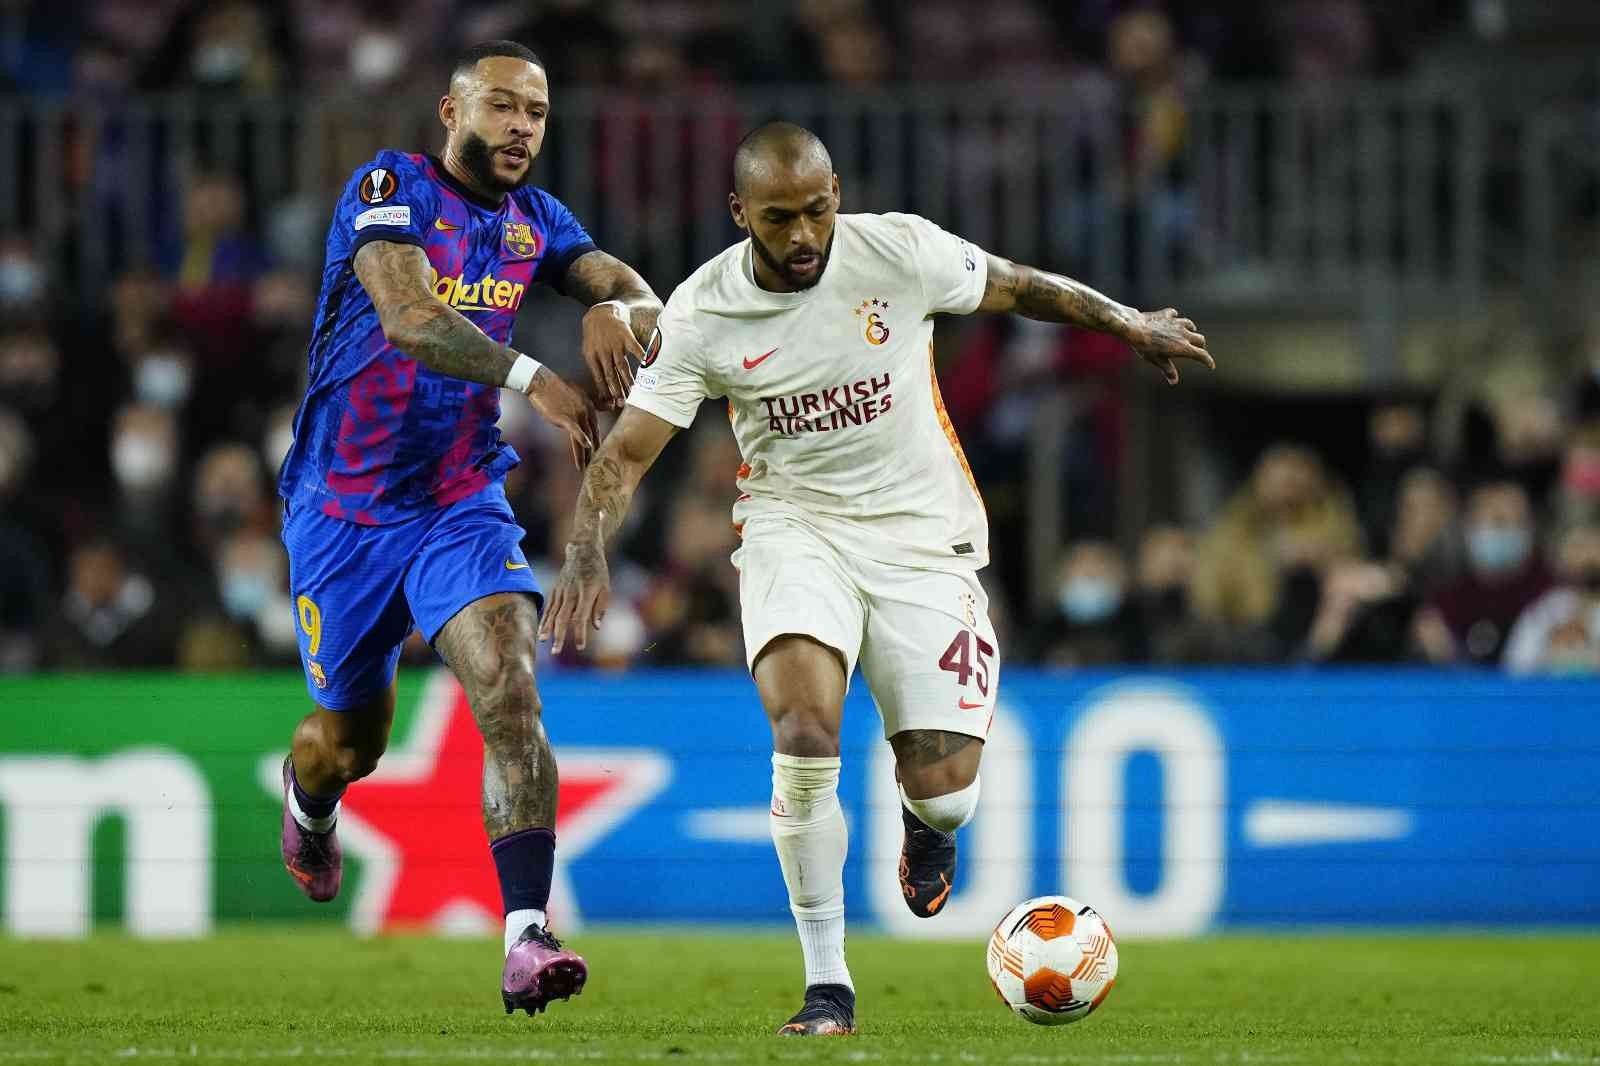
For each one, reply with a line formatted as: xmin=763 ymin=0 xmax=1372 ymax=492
xmin=281 ymin=481 xmax=540 ymax=710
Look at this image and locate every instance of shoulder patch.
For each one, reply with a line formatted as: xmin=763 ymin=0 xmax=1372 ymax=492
xmin=358 ymin=167 xmax=398 ymax=205
xmin=354 ymin=205 xmax=411 ymax=231
xmin=640 ymin=326 xmax=662 ymax=368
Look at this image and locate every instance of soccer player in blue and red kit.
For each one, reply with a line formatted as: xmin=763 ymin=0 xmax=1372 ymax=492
xmin=274 ymin=41 xmax=661 ymax=1016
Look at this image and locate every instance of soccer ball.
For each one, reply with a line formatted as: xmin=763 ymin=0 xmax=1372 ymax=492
xmin=986 ymin=895 xmax=1118 ymax=1025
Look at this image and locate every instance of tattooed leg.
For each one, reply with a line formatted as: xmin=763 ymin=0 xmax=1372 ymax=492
xmin=434 ymin=590 xmax=565 ymax=954
xmin=434 ymin=591 xmax=556 ymax=836
xmin=889 ymin=729 xmax=983 ymax=800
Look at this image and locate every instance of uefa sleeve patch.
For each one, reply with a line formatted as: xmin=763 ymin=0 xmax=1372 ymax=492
xmin=634 ymin=369 xmax=661 ymax=392
xmin=354 ymin=205 xmax=411 ymax=231
xmin=358 ymin=167 xmax=398 ymax=204
xmin=641 ymin=326 xmax=662 ymax=368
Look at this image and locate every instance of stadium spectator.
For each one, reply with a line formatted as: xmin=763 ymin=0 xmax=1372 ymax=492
xmin=1359 ymin=401 xmax=1432 ymax=557
xmin=1133 ymin=524 xmax=1216 ymax=663
xmin=1031 ymin=540 xmax=1146 ymax=665
xmin=637 ymin=426 xmax=742 ymax=667
xmin=126 ymin=339 xmax=196 ymax=414
xmin=0 ymin=408 xmax=50 ymax=671
xmin=1191 ymin=443 xmax=1364 ymax=657
xmin=1555 ymin=422 xmax=1600 ymax=530
xmin=167 ymin=172 xmax=270 ymax=359
xmin=458 ymin=0 xmax=622 ymax=86
xmin=1303 ymin=558 xmax=1421 ymax=663
xmin=39 ymin=538 xmax=187 ymax=668
xmin=1414 ymin=480 xmax=1553 ymax=666
xmin=1387 ymin=466 xmax=1461 ymax=592
xmin=1492 ymin=391 xmax=1566 ymax=515
xmin=110 ymin=267 xmax=174 ymax=355
xmin=640 ymin=496 xmax=743 ymax=667
xmin=1503 ymin=523 xmax=1600 ymax=675
xmin=190 ymin=442 xmax=273 ymax=556
xmin=1278 ymin=0 xmax=1376 ymax=86
xmin=109 ymin=403 xmax=185 ymax=563
xmin=207 ymin=528 xmax=299 ymax=666
xmin=0 ymin=234 xmax=46 ymax=319
xmin=142 ymin=0 xmax=289 ymax=94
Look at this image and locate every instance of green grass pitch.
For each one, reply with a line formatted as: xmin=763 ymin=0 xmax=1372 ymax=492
xmin=3 ymin=930 xmax=1597 ymax=1064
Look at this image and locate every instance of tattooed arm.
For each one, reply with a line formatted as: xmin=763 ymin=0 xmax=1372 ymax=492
xmin=353 ymin=240 xmax=597 ymax=462
xmin=537 ymin=405 xmax=680 ymax=652
xmin=976 ymin=252 xmax=1215 ymax=385
xmin=559 ymin=249 xmax=664 ymax=408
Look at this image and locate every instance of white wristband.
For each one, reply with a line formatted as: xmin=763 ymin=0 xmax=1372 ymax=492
xmin=592 ymin=299 xmax=630 ymax=324
xmin=504 ymin=353 xmax=542 ymax=393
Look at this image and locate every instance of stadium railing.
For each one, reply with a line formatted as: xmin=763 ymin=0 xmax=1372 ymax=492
xmin=1 ymin=81 xmax=1589 ymax=319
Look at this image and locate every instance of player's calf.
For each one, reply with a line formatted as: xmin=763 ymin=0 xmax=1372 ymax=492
xmin=279 ymin=699 xmax=393 ymax=903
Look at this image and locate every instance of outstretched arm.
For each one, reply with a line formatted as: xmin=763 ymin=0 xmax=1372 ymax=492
xmin=976 ymin=253 xmax=1214 ymax=384
xmin=559 ymin=250 xmax=665 ymax=409
xmin=353 ymin=240 xmax=597 ymax=464
xmin=538 ymin=405 xmax=680 ymax=652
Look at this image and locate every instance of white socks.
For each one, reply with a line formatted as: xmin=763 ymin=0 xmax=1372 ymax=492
xmin=504 ymin=908 xmax=546 ymax=955
xmin=770 ymin=753 xmax=852 ymax=991
xmin=900 ymin=774 xmax=981 ymax=833
xmin=286 ymin=783 xmax=338 ymax=834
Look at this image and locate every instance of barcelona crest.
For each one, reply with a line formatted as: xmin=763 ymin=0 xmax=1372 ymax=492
xmin=503 ymin=221 xmax=542 ymax=259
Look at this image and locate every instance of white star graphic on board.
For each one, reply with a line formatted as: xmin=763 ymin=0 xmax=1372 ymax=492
xmin=259 ymin=669 xmax=670 ymax=934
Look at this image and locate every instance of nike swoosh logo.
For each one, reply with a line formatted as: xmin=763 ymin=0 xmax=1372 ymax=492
xmin=505 ymin=560 xmax=530 ymax=570
xmin=958 ymin=698 xmax=984 ymax=710
xmin=434 ymin=218 xmax=462 ymax=231
xmin=743 ymin=347 xmax=779 ymax=370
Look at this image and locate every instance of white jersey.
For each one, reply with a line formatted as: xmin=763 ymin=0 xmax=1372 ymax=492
xmin=626 ymin=212 xmax=991 ymax=570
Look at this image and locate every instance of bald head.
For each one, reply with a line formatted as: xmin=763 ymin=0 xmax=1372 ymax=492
xmin=732 ymin=121 xmax=832 ymax=199
xmin=728 ymin=121 xmax=840 ymax=292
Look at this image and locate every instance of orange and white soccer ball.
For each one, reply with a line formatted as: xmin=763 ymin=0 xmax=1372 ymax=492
xmin=986 ymin=895 xmax=1119 ymax=1025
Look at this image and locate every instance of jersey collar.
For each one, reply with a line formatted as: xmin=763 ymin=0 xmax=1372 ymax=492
xmin=426 ymin=154 xmax=508 ymax=212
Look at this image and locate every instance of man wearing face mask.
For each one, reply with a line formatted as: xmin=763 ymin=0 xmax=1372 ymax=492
xmin=274 ymin=41 xmax=661 ymax=1019
xmin=213 ymin=531 xmax=300 ymax=665
xmin=1033 ymin=541 xmax=1147 ymax=666
xmin=1503 ymin=524 xmax=1600 ymax=674
xmin=1414 ymin=480 xmax=1553 ymax=665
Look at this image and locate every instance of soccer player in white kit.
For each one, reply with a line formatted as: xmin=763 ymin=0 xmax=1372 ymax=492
xmin=540 ymin=122 xmax=1212 ymax=1035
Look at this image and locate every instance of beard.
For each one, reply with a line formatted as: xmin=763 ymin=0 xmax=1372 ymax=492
xmin=749 ymin=227 xmax=833 ymax=291
xmin=458 ymin=130 xmax=528 ymax=194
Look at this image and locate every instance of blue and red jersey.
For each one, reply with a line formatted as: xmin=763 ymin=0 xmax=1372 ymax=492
xmin=278 ymin=151 xmax=595 ymax=524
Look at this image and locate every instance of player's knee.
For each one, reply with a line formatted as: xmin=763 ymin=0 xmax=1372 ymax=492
xmin=769 ymin=704 xmax=841 ymax=758
xmin=771 ymin=751 xmax=841 ymax=808
xmin=463 ymin=647 xmax=541 ymax=717
xmin=330 ymin=741 xmax=384 ymax=784
xmin=898 ymin=754 xmax=980 ymax=801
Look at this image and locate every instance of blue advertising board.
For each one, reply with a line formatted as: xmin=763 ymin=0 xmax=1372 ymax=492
xmin=532 ymin=669 xmax=1600 ymax=936
xmin=0 ymin=669 xmax=1594 ymax=938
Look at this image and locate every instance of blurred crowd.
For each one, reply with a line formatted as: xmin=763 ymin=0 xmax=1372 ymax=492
xmin=3 ymin=0 xmax=1462 ymax=99
xmin=7 ymin=0 xmax=1600 ymax=678
xmin=1000 ymin=383 xmax=1600 ymax=675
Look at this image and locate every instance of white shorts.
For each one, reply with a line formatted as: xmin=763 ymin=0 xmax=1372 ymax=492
xmin=732 ymin=515 xmax=1001 ymax=740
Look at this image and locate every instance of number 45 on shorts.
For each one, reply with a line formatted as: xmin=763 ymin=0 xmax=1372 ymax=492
xmin=940 ymin=629 xmax=996 ymax=707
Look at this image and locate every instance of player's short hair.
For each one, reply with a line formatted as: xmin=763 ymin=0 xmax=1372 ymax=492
xmin=450 ymin=41 xmax=543 ymax=86
xmin=732 ymin=121 xmax=832 ymax=198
